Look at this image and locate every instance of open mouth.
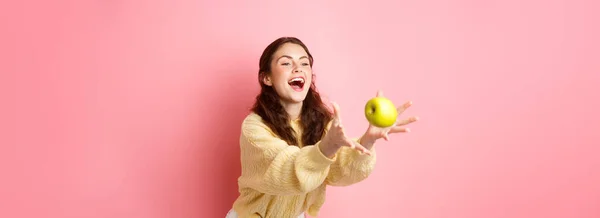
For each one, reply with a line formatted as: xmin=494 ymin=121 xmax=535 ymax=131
xmin=288 ymin=77 xmax=305 ymax=91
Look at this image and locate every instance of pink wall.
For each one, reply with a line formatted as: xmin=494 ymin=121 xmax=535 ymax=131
xmin=3 ymin=0 xmax=599 ymax=217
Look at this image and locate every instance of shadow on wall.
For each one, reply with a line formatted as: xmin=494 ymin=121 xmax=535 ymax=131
xmin=193 ymin=53 xmax=259 ymax=217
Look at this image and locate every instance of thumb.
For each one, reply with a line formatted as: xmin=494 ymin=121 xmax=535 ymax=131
xmin=332 ymin=102 xmax=342 ymax=124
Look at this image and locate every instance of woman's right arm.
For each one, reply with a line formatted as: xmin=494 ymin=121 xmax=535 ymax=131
xmin=237 ymin=115 xmax=337 ymax=196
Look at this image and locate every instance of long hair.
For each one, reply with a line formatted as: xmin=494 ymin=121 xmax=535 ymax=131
xmin=251 ymin=37 xmax=333 ymax=146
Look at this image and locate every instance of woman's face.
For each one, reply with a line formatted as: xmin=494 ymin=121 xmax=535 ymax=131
xmin=263 ymin=43 xmax=313 ymax=104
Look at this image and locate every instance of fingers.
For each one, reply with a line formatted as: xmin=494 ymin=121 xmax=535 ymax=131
xmin=395 ymin=116 xmax=419 ymax=126
xmin=378 ymin=129 xmax=390 ymax=141
xmin=332 ymin=102 xmax=342 ymax=125
xmin=348 ymin=140 xmax=372 ymax=155
xmin=345 ymin=137 xmax=355 ymax=149
xmin=396 ymin=101 xmax=413 ymax=114
xmin=388 ymin=126 xmax=410 ymax=134
xmin=339 ymin=138 xmax=371 ymax=155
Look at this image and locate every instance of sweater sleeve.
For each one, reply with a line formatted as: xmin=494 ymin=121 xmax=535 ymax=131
xmin=325 ymin=138 xmax=377 ymax=187
xmin=237 ymin=115 xmax=337 ymax=196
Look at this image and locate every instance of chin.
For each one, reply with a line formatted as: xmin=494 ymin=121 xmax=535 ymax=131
xmin=287 ymin=93 xmax=309 ymax=103
xmin=290 ymin=97 xmax=307 ymax=103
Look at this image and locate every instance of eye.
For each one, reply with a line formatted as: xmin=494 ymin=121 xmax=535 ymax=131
xmin=281 ymin=62 xmax=291 ymax=66
xmin=301 ymin=63 xmax=310 ymax=66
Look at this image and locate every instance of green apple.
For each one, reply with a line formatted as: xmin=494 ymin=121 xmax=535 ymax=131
xmin=364 ymin=97 xmax=398 ymax=128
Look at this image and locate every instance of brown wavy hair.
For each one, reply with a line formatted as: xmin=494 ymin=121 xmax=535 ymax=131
xmin=251 ymin=37 xmax=333 ymax=146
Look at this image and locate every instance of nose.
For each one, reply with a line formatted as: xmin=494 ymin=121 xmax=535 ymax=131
xmin=293 ymin=68 xmax=303 ymax=73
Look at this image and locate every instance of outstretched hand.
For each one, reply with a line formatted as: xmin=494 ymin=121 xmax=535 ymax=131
xmin=320 ymin=102 xmax=372 ymax=157
xmin=360 ymin=90 xmax=419 ymax=146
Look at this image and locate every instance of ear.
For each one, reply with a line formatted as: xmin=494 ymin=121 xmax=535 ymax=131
xmin=262 ymin=73 xmax=273 ymax=86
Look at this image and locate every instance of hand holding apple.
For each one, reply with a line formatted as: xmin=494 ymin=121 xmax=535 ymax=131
xmin=360 ymin=90 xmax=419 ymax=147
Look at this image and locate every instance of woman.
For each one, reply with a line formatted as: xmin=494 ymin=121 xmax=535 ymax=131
xmin=227 ymin=37 xmax=418 ymax=218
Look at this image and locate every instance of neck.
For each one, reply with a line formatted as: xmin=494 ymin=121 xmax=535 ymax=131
xmin=281 ymin=100 xmax=303 ymax=121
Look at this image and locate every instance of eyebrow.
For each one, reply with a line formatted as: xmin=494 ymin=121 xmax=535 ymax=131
xmin=277 ymin=55 xmax=309 ymax=61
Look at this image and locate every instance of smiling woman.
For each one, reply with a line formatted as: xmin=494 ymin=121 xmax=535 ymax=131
xmin=226 ymin=37 xmax=418 ymax=218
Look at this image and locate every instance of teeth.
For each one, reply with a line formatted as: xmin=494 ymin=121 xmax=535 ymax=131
xmin=289 ymin=78 xmax=304 ymax=83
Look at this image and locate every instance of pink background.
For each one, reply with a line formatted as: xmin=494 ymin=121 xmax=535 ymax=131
xmin=3 ymin=0 xmax=599 ymax=217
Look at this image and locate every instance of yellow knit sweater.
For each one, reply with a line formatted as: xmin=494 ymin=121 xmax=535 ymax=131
xmin=231 ymin=112 xmax=377 ymax=218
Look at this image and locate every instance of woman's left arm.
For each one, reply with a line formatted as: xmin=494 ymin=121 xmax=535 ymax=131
xmin=325 ymin=90 xmax=419 ymax=186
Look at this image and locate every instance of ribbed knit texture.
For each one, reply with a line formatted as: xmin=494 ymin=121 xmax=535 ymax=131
xmin=232 ymin=113 xmax=377 ymax=218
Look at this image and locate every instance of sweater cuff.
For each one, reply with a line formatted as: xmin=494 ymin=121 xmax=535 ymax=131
xmin=311 ymin=142 xmax=337 ymax=165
